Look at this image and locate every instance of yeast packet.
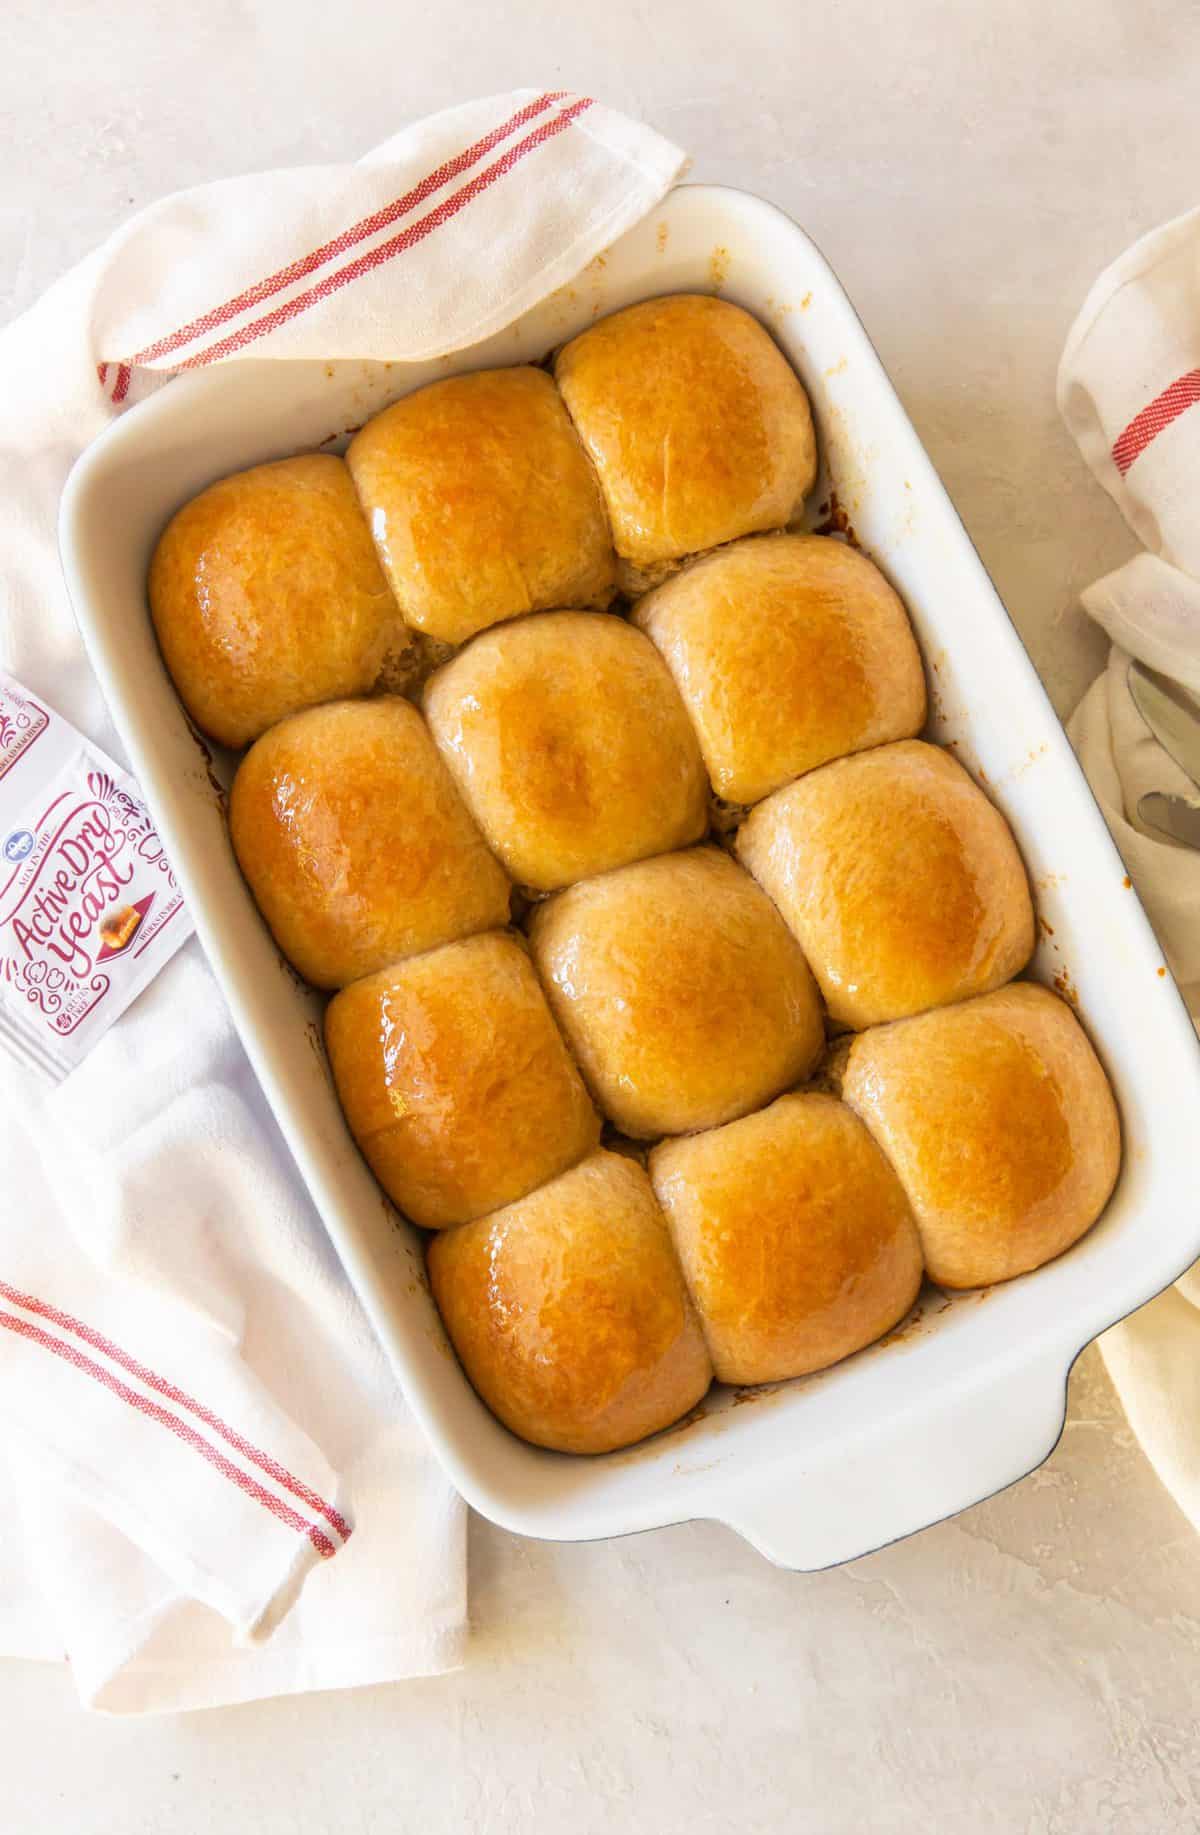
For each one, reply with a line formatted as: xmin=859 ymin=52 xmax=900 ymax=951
xmin=0 ymin=670 xmax=192 ymax=1079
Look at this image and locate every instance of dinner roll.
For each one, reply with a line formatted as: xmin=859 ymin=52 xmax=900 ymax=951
xmin=325 ymin=931 xmax=600 ymax=1230
xmin=149 ymin=454 xmax=408 ymax=749
xmin=555 ymin=294 xmax=817 ymax=590
xmin=423 ymin=611 xmax=708 ymax=891
xmin=841 ymin=983 xmax=1121 ymax=1288
xmin=649 ymin=1093 xmax=923 ymax=1385
xmin=529 ymin=847 xmax=823 ymax=1139
xmin=737 ymin=740 xmax=1034 ymax=1029
xmin=346 ymin=367 xmax=616 ymax=645
xmin=427 ymin=1150 xmax=713 ymax=1453
xmin=634 ymin=533 xmax=926 ymax=804
xmin=229 ymin=698 xmax=510 ymax=989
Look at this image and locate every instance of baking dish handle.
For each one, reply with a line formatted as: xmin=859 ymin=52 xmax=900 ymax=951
xmin=717 ymin=1347 xmax=1072 ymax=1571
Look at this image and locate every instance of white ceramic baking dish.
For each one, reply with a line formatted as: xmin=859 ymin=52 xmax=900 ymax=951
xmin=60 ymin=184 xmax=1200 ymax=1568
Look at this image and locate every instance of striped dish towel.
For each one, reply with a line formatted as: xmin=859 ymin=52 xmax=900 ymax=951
xmin=1059 ymin=205 xmax=1200 ymax=1534
xmin=0 ymin=91 xmax=686 ymax=1714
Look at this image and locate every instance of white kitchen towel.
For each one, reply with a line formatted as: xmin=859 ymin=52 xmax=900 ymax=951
xmin=0 ymin=90 xmax=686 ymax=1713
xmin=1058 ymin=203 xmax=1200 ymax=1528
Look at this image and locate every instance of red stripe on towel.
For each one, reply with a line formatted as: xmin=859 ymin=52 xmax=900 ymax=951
xmin=0 ymin=1279 xmax=350 ymax=1541
xmin=0 ymin=1308 xmax=338 ymax=1557
xmin=1112 ymin=368 xmax=1200 ymax=474
xmin=125 ymin=91 xmax=570 ymax=368
xmin=174 ymin=97 xmax=594 ymax=370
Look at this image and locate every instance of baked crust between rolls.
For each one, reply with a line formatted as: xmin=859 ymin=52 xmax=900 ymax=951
xmin=737 ymin=739 xmax=1035 ymax=1029
xmin=148 ymin=453 xmax=407 ymax=750
xmin=634 ymin=532 xmax=927 ymax=804
xmin=324 ymin=930 xmax=600 ymax=1230
xmin=841 ymin=982 xmax=1121 ymax=1287
xmin=229 ymin=697 xmax=511 ymax=989
xmin=427 ymin=1150 xmax=713 ymax=1454
xmin=555 ymin=294 xmax=817 ymax=572
xmin=346 ymin=366 xmax=616 ymax=645
xmin=650 ymin=1091 xmax=923 ymax=1385
xmin=423 ymin=609 xmax=708 ymax=891
xmin=529 ymin=846 xmax=824 ymax=1139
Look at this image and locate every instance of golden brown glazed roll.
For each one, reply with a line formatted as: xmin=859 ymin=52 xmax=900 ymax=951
xmin=649 ymin=1093 xmax=923 ymax=1385
xmin=423 ymin=610 xmax=708 ymax=891
xmin=427 ymin=1150 xmax=713 ymax=1453
xmin=325 ymin=931 xmax=600 ymax=1230
xmin=528 ymin=847 xmax=824 ymax=1139
xmin=149 ymin=454 xmax=407 ymax=749
xmin=634 ymin=533 xmax=926 ymax=804
xmin=555 ymin=295 xmax=817 ymax=590
xmin=737 ymin=740 xmax=1034 ymax=1030
xmin=346 ymin=367 xmax=616 ymax=645
xmin=841 ymin=983 xmax=1121 ymax=1288
xmin=229 ymin=697 xmax=510 ymax=989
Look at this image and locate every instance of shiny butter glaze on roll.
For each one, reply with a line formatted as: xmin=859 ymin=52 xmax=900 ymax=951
xmin=229 ymin=697 xmax=511 ymax=989
xmin=346 ymin=367 xmax=616 ymax=645
xmin=423 ymin=610 xmax=708 ymax=891
xmin=529 ymin=847 xmax=824 ymax=1139
xmin=428 ymin=1150 xmax=713 ymax=1454
xmin=737 ymin=739 xmax=1034 ymax=1030
xmin=149 ymin=454 xmax=409 ymax=749
xmin=555 ymin=294 xmax=817 ymax=592
xmin=324 ymin=930 xmax=600 ymax=1231
xmin=634 ymin=533 xmax=927 ymax=805
xmin=841 ymin=983 xmax=1121 ymax=1288
xmin=650 ymin=1092 xmax=923 ymax=1385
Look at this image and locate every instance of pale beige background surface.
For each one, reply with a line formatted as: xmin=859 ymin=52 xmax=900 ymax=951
xmin=3 ymin=2 xmax=1200 ymax=1828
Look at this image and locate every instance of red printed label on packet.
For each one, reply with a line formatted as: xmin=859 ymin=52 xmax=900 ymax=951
xmin=0 ymin=671 xmax=193 ymax=1079
xmin=0 ymin=691 xmax=49 ymax=781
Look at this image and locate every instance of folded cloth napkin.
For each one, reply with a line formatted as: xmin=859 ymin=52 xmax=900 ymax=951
xmin=0 ymin=90 xmax=686 ymax=1714
xmin=1058 ymin=203 xmax=1200 ymax=1528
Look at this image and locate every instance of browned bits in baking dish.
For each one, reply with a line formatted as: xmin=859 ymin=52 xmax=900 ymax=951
xmin=146 ymin=288 xmax=1121 ymax=1459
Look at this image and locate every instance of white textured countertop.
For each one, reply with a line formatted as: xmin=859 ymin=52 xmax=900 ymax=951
xmin=5 ymin=2 xmax=1200 ymax=1827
